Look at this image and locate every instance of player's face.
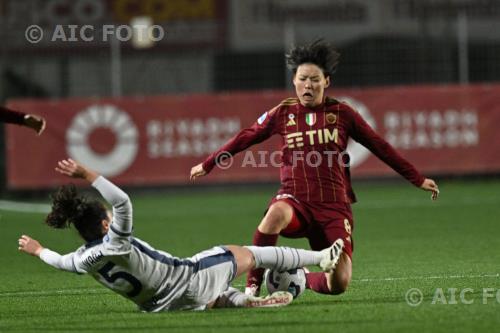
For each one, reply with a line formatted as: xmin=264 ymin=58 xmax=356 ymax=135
xmin=293 ymin=63 xmax=330 ymax=108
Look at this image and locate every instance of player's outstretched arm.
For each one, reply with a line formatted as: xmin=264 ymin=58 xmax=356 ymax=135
xmin=0 ymin=107 xmax=46 ymax=135
xmin=23 ymin=114 xmax=46 ymax=135
xmin=18 ymin=235 xmax=44 ymax=257
xmin=18 ymin=235 xmax=79 ymax=272
xmin=55 ymin=158 xmax=99 ymax=183
xmin=190 ymin=163 xmax=207 ymax=180
xmin=420 ymin=178 xmax=439 ymax=200
xmin=56 ymin=158 xmax=133 ymax=237
xmin=190 ymin=111 xmax=277 ymax=181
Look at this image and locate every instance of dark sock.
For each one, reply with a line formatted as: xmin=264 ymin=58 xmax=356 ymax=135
xmin=246 ymin=230 xmax=279 ymax=290
xmin=306 ymin=272 xmax=331 ymax=294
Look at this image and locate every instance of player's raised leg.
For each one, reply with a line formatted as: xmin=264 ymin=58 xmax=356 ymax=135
xmin=213 ymin=242 xmax=343 ymax=308
xmin=227 ymin=241 xmax=343 ymax=278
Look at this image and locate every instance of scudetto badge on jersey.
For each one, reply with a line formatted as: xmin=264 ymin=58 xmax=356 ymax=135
xmin=305 ymin=113 xmax=316 ymax=126
xmin=257 ymin=112 xmax=268 ymax=125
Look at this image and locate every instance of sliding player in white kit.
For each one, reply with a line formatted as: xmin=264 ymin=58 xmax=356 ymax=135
xmin=18 ymin=159 xmax=344 ymax=312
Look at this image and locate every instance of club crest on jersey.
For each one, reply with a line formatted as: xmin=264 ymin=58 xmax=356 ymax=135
xmin=326 ymin=113 xmax=337 ymax=124
xmin=287 ymin=113 xmax=296 ymax=126
xmin=257 ymin=112 xmax=268 ymax=125
xmin=305 ymin=113 xmax=316 ymax=126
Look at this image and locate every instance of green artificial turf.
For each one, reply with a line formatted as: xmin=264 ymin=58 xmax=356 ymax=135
xmin=0 ymin=179 xmax=499 ymax=332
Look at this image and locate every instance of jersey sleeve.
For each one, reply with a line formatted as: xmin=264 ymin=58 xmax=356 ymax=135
xmin=39 ymin=248 xmax=84 ymax=273
xmin=347 ymin=106 xmax=426 ymax=187
xmin=202 ymin=108 xmax=279 ymax=173
xmin=92 ymin=176 xmax=133 ymax=239
xmin=0 ymin=106 xmax=26 ymax=125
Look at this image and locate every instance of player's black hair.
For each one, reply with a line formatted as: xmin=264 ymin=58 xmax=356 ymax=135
xmin=45 ymin=184 xmax=108 ymax=242
xmin=285 ymin=39 xmax=340 ymax=78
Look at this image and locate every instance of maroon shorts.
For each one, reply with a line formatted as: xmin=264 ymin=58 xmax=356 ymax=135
xmin=268 ymin=194 xmax=354 ymax=259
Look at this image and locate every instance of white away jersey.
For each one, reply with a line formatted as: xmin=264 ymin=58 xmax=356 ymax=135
xmin=39 ymin=176 xmax=235 ymax=312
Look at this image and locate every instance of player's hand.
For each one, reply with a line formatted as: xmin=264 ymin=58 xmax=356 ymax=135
xmin=55 ymin=158 xmax=99 ymax=183
xmin=18 ymin=235 xmax=44 ymax=257
xmin=420 ymin=178 xmax=439 ymax=200
xmin=190 ymin=163 xmax=207 ymax=181
xmin=23 ymin=114 xmax=46 ymax=135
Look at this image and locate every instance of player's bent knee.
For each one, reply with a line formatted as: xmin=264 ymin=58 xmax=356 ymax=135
xmin=259 ymin=202 xmax=293 ymax=234
xmin=330 ymin=274 xmax=350 ymax=295
xmin=264 ymin=203 xmax=289 ymax=224
xmin=226 ymin=245 xmax=255 ymax=278
xmin=327 ymin=253 xmax=352 ymax=295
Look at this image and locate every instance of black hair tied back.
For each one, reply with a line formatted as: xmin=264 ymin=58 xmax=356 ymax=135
xmin=45 ymin=184 xmax=82 ymax=229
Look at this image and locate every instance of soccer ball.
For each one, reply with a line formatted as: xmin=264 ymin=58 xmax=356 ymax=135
xmin=265 ymin=268 xmax=307 ymax=299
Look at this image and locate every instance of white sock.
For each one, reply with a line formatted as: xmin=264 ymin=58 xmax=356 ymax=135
xmin=213 ymin=287 xmax=250 ymax=308
xmin=245 ymin=246 xmax=322 ymax=271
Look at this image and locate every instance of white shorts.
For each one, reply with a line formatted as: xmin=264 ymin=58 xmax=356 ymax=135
xmin=168 ymin=246 xmax=237 ymax=311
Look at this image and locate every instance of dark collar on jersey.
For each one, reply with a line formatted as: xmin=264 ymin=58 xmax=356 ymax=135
xmin=85 ymin=238 xmax=104 ymax=249
xmin=298 ymin=96 xmax=339 ymax=112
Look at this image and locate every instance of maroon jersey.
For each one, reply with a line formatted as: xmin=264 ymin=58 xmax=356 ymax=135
xmin=202 ymin=97 xmax=425 ymax=203
xmin=0 ymin=106 xmax=25 ymax=125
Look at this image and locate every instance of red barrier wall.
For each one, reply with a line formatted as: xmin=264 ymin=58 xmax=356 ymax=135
xmin=6 ymin=84 xmax=500 ymax=189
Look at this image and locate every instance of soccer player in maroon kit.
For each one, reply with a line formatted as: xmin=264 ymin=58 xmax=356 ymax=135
xmin=191 ymin=40 xmax=439 ymax=297
xmin=0 ymin=106 xmax=46 ymax=135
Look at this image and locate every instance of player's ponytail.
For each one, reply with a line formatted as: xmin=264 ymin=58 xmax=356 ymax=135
xmin=46 ymin=184 xmax=109 ymax=242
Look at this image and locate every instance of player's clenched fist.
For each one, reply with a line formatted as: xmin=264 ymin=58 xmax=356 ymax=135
xmin=190 ymin=163 xmax=207 ymax=180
